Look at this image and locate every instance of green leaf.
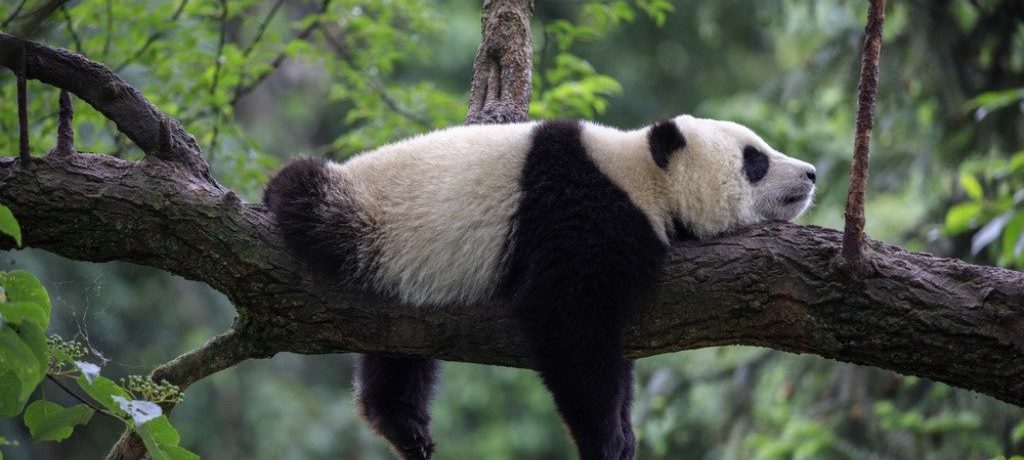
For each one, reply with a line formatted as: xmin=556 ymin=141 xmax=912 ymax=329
xmin=18 ymin=322 xmax=47 ymax=377
xmin=1012 ymin=420 xmax=1024 ymax=443
xmin=944 ymin=202 xmax=982 ymax=235
xmin=161 ymin=445 xmax=200 ymax=460
xmin=963 ymin=87 xmax=1024 ymax=112
xmin=1000 ymin=213 xmax=1024 ymax=264
xmin=0 ymin=302 xmax=47 ymax=328
xmin=135 ymin=422 xmax=172 ymax=460
xmin=971 ymin=212 xmax=1012 ymax=255
xmin=0 ymin=371 xmax=24 ymax=417
xmin=0 ymin=205 xmax=21 ymax=247
xmin=959 ymin=172 xmax=983 ymax=201
xmin=0 ymin=271 xmax=51 ymax=328
xmin=23 ymin=401 xmax=94 ymax=442
xmin=76 ymin=375 xmax=131 ymax=414
xmin=0 ymin=328 xmax=44 ymax=402
xmin=144 ymin=415 xmax=180 ymax=446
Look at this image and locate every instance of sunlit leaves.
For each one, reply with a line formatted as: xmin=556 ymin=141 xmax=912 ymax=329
xmin=531 ymin=1 xmax=666 ymax=119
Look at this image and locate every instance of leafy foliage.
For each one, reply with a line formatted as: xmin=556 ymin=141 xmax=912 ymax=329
xmin=0 ymin=203 xmax=194 ymax=458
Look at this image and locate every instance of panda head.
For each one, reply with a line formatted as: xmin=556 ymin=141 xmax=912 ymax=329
xmin=647 ymin=115 xmax=817 ymax=238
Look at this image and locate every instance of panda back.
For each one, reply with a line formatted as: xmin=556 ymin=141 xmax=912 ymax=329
xmin=339 ymin=122 xmax=538 ymax=306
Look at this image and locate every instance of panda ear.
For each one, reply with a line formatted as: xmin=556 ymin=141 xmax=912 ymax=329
xmin=647 ymin=120 xmax=686 ymax=170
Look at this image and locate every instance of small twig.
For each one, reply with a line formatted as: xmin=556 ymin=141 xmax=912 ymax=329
xmin=59 ymin=4 xmax=83 ymax=53
xmin=241 ymin=0 xmax=286 ymax=58
xmin=320 ymin=27 xmax=432 ymax=127
xmin=207 ymin=0 xmax=229 ymax=155
xmin=112 ymin=0 xmax=190 ymax=72
xmin=53 ymin=89 xmax=74 ymax=156
xmin=208 ymin=0 xmax=229 ymax=98
xmin=535 ymin=20 xmax=551 ymax=95
xmin=1 ymin=0 xmax=28 ymax=28
xmin=17 ymin=40 xmax=30 ymax=165
xmin=842 ymin=0 xmax=886 ymax=274
xmin=7 ymin=0 xmax=70 ymax=39
xmin=46 ymin=375 xmax=117 ymax=418
xmin=104 ymin=328 xmax=275 ymax=460
xmin=101 ymin=0 xmax=113 ymax=60
xmin=230 ymin=0 xmax=331 ymax=105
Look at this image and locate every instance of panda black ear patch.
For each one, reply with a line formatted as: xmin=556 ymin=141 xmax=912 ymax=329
xmin=742 ymin=146 xmax=769 ymax=184
xmin=647 ymin=120 xmax=686 ymax=170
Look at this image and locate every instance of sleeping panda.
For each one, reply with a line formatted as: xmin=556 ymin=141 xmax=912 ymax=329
xmin=263 ymin=115 xmax=816 ymax=460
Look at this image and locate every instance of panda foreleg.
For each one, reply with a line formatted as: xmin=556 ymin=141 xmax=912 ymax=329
xmin=514 ymin=289 xmax=636 ymax=460
xmin=620 ymin=359 xmax=637 ymax=459
xmin=355 ymin=354 xmax=439 ymax=460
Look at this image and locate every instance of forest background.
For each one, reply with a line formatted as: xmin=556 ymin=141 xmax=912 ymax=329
xmin=0 ymin=0 xmax=1022 ymax=458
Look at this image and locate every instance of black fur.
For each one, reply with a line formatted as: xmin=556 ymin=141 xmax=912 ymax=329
xmin=742 ymin=146 xmax=769 ymax=184
xmin=671 ymin=218 xmax=700 ymax=242
xmin=268 ymin=121 xmax=673 ymax=459
xmin=647 ymin=119 xmax=686 ymax=169
xmin=357 ymin=355 xmax=439 ymax=460
xmin=266 ymin=159 xmax=430 ymax=458
xmin=500 ymin=120 xmax=668 ymax=459
xmin=263 ymin=158 xmax=377 ymax=285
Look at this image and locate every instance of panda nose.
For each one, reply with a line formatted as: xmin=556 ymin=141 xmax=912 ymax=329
xmin=806 ymin=170 xmax=817 ymax=184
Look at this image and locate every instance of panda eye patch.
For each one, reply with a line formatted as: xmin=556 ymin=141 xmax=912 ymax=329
xmin=742 ymin=146 xmax=769 ymax=184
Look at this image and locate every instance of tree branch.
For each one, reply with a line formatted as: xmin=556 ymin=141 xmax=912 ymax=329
xmin=0 ymin=154 xmax=1020 ymax=406
xmin=1 ymin=0 xmax=29 ymax=29
xmin=104 ymin=327 xmax=275 ymax=460
xmin=465 ymin=0 xmax=533 ymax=123
xmin=53 ymin=89 xmax=74 ymax=156
xmin=17 ymin=39 xmax=29 ymax=164
xmin=0 ymin=32 xmax=217 ymax=184
xmin=842 ymin=0 xmax=886 ymax=274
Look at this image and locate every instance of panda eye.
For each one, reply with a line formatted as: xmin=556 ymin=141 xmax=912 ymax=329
xmin=742 ymin=146 xmax=769 ymax=184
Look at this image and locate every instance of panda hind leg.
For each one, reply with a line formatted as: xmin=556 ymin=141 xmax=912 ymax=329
xmin=355 ymin=354 xmax=439 ymax=460
xmin=515 ymin=293 xmax=636 ymax=460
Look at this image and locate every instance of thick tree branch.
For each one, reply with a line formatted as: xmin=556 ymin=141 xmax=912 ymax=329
xmin=0 ymin=155 xmax=1021 ymax=407
xmin=465 ymin=0 xmax=533 ymax=123
xmin=0 ymin=32 xmax=217 ymax=184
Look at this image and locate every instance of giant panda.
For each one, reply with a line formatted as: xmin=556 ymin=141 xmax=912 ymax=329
xmin=263 ymin=115 xmax=816 ymax=460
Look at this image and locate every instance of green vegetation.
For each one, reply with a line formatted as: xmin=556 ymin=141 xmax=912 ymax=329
xmin=1 ymin=0 xmax=1022 ymax=458
xmin=0 ymin=206 xmax=195 ymax=459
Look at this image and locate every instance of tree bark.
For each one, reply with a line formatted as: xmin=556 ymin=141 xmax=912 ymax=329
xmin=0 ymin=153 xmax=1021 ymax=406
xmin=465 ymin=0 xmax=533 ymax=123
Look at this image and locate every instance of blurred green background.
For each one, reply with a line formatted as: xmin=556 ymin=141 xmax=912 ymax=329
xmin=1 ymin=0 xmax=1022 ymax=458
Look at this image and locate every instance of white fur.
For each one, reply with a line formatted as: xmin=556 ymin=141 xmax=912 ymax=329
xmin=318 ymin=116 xmax=815 ymax=306
xmin=326 ymin=123 xmax=537 ymax=306
xmin=665 ymin=115 xmax=816 ymax=237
